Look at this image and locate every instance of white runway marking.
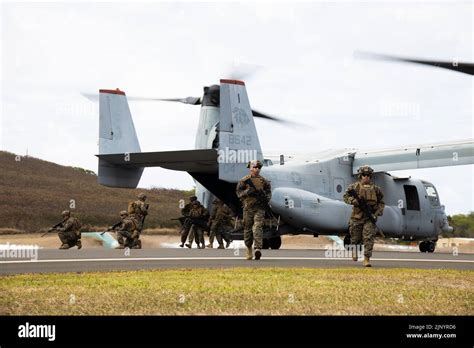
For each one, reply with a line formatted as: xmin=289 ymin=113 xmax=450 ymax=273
xmin=0 ymin=257 xmax=473 ymax=264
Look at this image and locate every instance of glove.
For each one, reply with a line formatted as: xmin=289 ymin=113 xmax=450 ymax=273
xmin=351 ymin=198 xmax=359 ymax=207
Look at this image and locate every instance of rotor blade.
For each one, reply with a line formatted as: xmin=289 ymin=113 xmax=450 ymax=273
xmin=251 ymin=109 xmax=308 ymax=128
xmin=355 ymin=51 xmax=474 ymax=76
xmin=226 ymin=62 xmax=263 ymax=81
xmin=81 ymin=92 xmax=99 ymax=102
xmin=136 ymin=96 xmax=202 ymax=105
xmin=81 ymin=93 xmax=201 ymax=105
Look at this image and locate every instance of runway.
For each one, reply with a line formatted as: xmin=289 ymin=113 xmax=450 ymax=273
xmin=0 ymin=248 xmax=473 ymax=274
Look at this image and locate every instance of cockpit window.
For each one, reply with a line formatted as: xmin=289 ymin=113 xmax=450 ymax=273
xmin=263 ymin=159 xmax=273 ymax=166
xmin=424 ymin=184 xmax=440 ymax=207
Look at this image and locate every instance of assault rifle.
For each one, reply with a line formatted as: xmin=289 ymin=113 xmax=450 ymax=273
xmin=244 ymin=178 xmax=274 ymax=219
xmin=100 ymin=221 xmax=122 ymax=236
xmin=41 ymin=220 xmax=64 ymax=237
xmin=346 ymin=188 xmax=384 ymax=237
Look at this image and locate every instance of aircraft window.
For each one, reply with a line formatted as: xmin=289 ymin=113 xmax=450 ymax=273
xmin=403 ymin=185 xmax=420 ymax=211
xmin=424 ymin=184 xmax=440 ymax=207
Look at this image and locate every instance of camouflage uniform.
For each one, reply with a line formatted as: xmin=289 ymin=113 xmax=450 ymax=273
xmin=128 ymin=193 xmax=149 ymax=232
xmin=56 ymin=211 xmax=82 ymax=249
xmin=236 ymin=160 xmax=271 ymax=259
xmin=343 ymin=166 xmax=385 ymax=265
xmin=187 ymin=201 xmax=208 ymax=249
xmin=113 ymin=211 xmax=140 ymax=249
xmin=127 ymin=193 xmax=148 ymax=249
xmin=207 ymin=199 xmax=233 ymax=249
xmin=181 ymin=196 xmax=197 ymax=248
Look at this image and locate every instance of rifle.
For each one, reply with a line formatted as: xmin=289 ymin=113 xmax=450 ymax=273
xmin=171 ymin=216 xmax=192 ymax=227
xmin=171 ymin=217 xmax=185 ymax=225
xmin=347 ymin=188 xmax=385 ymax=237
xmin=41 ymin=220 xmax=64 ymax=237
xmin=244 ymin=178 xmax=275 ymax=219
xmin=100 ymin=221 xmax=122 ymax=235
xmin=189 ymin=217 xmax=210 ymax=231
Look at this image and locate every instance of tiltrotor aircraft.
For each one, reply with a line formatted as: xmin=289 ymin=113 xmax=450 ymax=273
xmin=92 ymin=53 xmax=474 ymax=252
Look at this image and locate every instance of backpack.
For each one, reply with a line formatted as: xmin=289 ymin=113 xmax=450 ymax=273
xmin=128 ymin=201 xmax=140 ymax=215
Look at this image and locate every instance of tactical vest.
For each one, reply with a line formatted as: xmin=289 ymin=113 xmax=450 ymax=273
xmin=215 ymin=205 xmax=232 ymax=222
xmin=357 ymin=183 xmax=378 ymax=207
xmin=249 ymin=176 xmax=265 ymax=190
xmin=240 ymin=175 xmax=267 ymax=208
xmin=350 ymin=182 xmax=378 ymax=220
xmin=128 ymin=201 xmax=139 ymax=215
xmin=189 ymin=205 xmax=205 ymax=218
xmin=123 ymin=217 xmax=137 ymax=232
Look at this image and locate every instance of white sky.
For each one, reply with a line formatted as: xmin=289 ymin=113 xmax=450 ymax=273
xmin=1 ymin=1 xmax=473 ymax=215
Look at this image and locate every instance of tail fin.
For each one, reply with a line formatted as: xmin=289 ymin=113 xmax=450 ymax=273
xmin=218 ymin=79 xmax=264 ymax=182
xmin=98 ymin=89 xmax=143 ymax=188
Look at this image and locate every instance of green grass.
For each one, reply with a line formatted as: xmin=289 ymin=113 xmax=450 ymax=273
xmin=1 ymin=268 xmax=472 ymax=315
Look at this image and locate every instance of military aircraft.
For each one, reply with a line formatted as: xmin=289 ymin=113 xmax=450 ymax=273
xmin=92 ymin=53 xmax=474 ymax=252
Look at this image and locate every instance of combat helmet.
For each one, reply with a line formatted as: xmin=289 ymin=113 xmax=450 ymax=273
xmin=247 ymin=159 xmax=263 ymax=169
xmin=357 ymin=165 xmax=374 ymax=178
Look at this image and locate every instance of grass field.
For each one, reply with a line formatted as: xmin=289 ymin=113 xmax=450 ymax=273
xmin=1 ymin=268 xmax=472 ymax=315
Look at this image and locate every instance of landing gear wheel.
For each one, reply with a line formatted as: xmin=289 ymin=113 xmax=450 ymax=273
xmin=262 ymin=239 xmax=270 ymax=249
xmin=419 ymin=241 xmax=427 ymax=253
xmin=269 ymin=236 xmax=282 ymax=249
xmin=427 ymin=241 xmax=436 ymax=253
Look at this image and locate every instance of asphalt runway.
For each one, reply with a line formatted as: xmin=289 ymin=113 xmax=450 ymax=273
xmin=0 ymin=248 xmax=473 ymax=274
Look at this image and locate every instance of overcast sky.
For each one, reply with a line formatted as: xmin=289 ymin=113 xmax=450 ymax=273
xmin=1 ymin=1 xmax=473 ymax=214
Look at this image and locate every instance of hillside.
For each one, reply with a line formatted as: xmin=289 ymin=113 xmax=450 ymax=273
xmin=0 ymin=151 xmax=191 ymax=232
xmin=446 ymin=212 xmax=474 ymax=238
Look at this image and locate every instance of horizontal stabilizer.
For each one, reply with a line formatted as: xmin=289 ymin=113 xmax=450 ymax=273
xmin=97 ymin=149 xmax=218 ymax=173
xmin=353 ymin=139 xmax=474 ymax=174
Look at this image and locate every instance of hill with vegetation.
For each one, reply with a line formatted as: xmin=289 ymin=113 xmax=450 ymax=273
xmin=0 ymin=151 xmax=192 ymax=232
xmin=446 ymin=212 xmax=474 ymax=238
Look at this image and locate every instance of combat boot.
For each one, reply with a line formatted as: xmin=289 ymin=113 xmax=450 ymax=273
xmin=246 ymin=247 xmax=253 ymax=260
xmin=363 ymin=257 xmax=372 ymax=267
xmin=225 ymin=241 xmax=231 ymax=249
xmin=206 ymin=243 xmax=213 ymax=248
xmin=351 ymin=246 xmax=357 ymax=261
xmin=185 ymin=243 xmax=192 ymax=248
xmin=217 ymin=244 xmax=225 ymax=249
xmin=254 ymin=248 xmax=262 ymax=260
xmin=76 ymin=240 xmax=82 ymax=250
xmin=179 ymin=243 xmax=184 ymax=248
xmin=59 ymin=244 xmax=69 ymax=250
